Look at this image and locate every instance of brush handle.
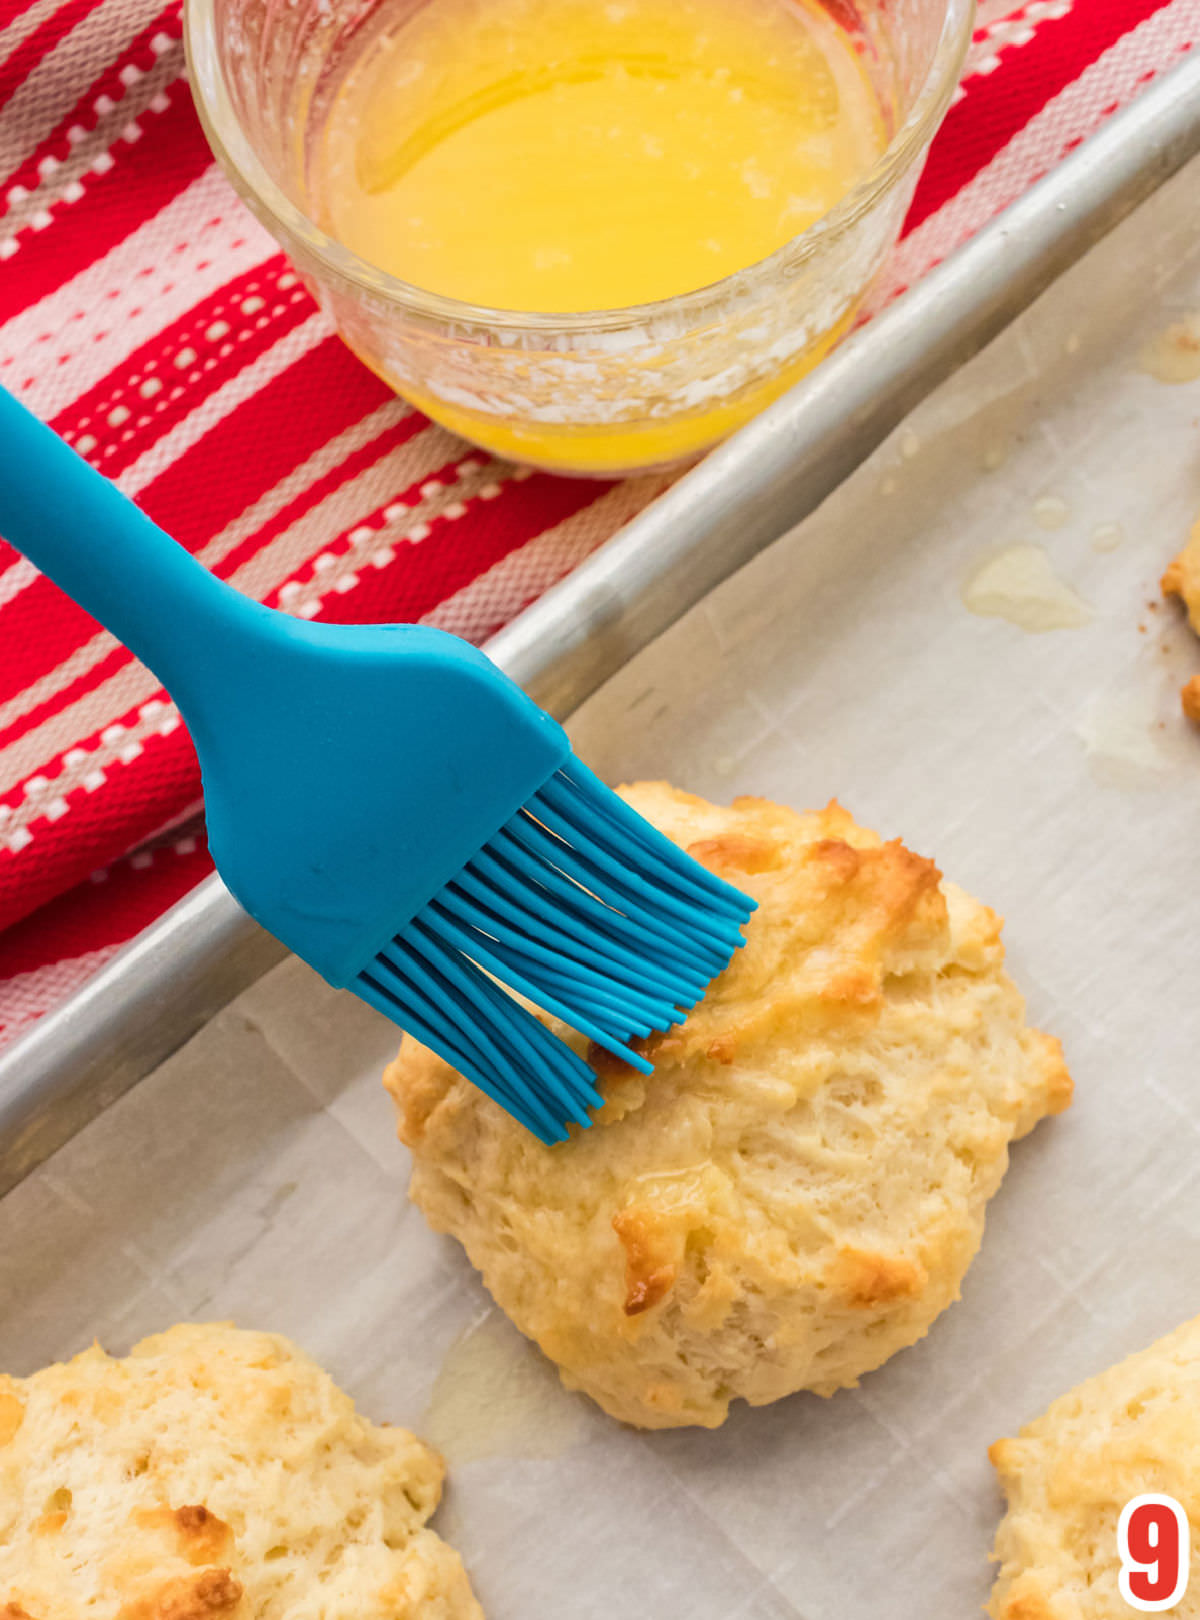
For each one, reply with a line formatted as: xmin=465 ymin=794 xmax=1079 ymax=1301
xmin=0 ymin=385 xmax=261 ymax=708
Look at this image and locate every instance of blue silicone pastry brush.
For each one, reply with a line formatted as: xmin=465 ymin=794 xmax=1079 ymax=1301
xmin=0 ymin=387 xmax=754 ymax=1141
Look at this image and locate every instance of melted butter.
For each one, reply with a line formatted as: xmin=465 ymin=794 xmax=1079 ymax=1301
xmin=1033 ymin=495 xmax=1069 ymax=531
xmin=423 ymin=1311 xmax=587 ymax=1466
xmin=1139 ymin=316 xmax=1200 ymax=384
xmin=1091 ymin=522 xmax=1126 ymax=553
xmin=962 ymin=544 xmax=1093 ymax=633
xmin=316 ymin=0 xmax=886 ymax=312
xmin=1076 ymin=692 xmax=1177 ymax=789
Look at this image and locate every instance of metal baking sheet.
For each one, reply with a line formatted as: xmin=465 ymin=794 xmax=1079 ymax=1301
xmin=3 ymin=55 xmax=1200 ymax=1196
xmin=4 ymin=101 xmax=1200 ymax=1620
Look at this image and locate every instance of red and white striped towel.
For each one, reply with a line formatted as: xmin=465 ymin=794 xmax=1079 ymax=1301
xmin=0 ymin=0 xmax=1196 ymax=1048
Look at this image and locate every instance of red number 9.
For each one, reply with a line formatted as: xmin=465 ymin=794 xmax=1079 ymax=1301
xmin=1119 ymin=1494 xmax=1190 ymax=1612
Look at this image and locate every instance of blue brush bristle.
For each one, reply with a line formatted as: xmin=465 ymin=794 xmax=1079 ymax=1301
xmin=356 ymin=760 xmax=756 ymax=1143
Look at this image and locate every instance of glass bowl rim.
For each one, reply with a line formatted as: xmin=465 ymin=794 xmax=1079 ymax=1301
xmin=184 ymin=0 xmax=976 ymax=336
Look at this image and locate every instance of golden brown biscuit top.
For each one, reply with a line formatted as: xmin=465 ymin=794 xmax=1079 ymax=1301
xmin=618 ymin=793 xmax=952 ymax=1058
xmin=387 ymin=784 xmax=1070 ymax=1426
xmin=0 ymin=1323 xmax=481 ymax=1620
xmin=397 ymin=788 xmax=1013 ymax=1151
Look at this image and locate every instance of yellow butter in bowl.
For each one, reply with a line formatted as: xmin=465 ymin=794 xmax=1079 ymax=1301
xmin=316 ymin=0 xmax=885 ymax=313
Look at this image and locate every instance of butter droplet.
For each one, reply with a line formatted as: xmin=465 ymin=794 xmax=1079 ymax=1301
xmin=982 ymin=444 xmax=1006 ymax=471
xmin=1139 ymin=316 xmax=1200 ymax=384
xmin=963 ymin=544 xmax=1093 ymax=633
xmin=1033 ymin=495 xmax=1069 ymax=531
xmin=423 ymin=1312 xmax=587 ymax=1466
xmin=1092 ymin=522 xmax=1125 ymax=553
xmin=1076 ymin=691 xmax=1179 ymax=788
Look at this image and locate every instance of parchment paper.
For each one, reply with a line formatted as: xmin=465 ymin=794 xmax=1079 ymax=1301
xmin=4 ymin=153 xmax=1200 ymax=1620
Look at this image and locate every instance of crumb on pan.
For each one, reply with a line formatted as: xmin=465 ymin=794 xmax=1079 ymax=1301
xmin=385 ymin=783 xmax=1071 ymax=1430
xmin=988 ymin=1313 xmax=1200 ymax=1620
xmin=1164 ymin=519 xmax=1200 ymax=723
xmin=0 ymin=1322 xmax=482 ymax=1620
xmin=1183 ymin=675 xmax=1200 ymax=726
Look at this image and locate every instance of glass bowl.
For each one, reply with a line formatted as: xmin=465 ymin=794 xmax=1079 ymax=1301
xmin=185 ymin=0 xmax=974 ymax=477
